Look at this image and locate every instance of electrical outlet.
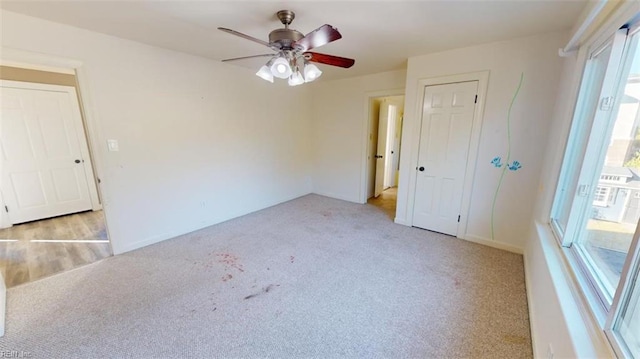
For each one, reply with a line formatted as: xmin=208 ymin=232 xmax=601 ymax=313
xmin=547 ymin=343 xmax=554 ymax=359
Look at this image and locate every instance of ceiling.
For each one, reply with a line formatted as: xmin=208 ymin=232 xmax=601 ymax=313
xmin=1 ymin=1 xmax=589 ymax=81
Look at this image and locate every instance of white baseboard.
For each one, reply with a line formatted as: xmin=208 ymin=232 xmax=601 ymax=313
xmin=394 ymin=217 xmax=409 ymax=226
xmin=522 ymin=250 xmax=538 ymax=358
xmin=311 ymin=190 xmax=361 ymax=204
xmin=461 ymin=234 xmax=524 ymax=254
xmin=112 ymin=190 xmax=313 ymax=255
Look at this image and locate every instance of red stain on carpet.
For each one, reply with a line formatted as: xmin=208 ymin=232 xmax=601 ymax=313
xmin=215 ymin=253 xmax=245 ymax=273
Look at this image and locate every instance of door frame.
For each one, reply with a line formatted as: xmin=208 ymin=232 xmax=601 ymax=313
xmin=0 ymin=47 xmax=110 ymax=241
xmin=360 ymin=88 xmax=405 ymax=204
xmin=400 ymin=71 xmax=489 ymax=238
xmin=0 ymin=80 xmax=101 ymax=222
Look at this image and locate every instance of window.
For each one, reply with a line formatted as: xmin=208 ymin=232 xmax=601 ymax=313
xmin=593 ymin=186 xmax=610 ymax=206
xmin=551 ymin=22 xmax=640 ymax=358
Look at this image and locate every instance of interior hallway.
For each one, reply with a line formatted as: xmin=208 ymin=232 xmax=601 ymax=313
xmin=367 ymin=187 xmax=397 ymax=220
xmin=0 ymin=210 xmax=111 ymax=287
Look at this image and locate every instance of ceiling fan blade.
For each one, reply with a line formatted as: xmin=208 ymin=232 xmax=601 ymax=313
xmin=222 ymin=54 xmax=275 ymax=62
xmin=218 ymin=27 xmax=272 ymax=48
xmin=294 ymin=24 xmax=342 ymax=51
xmin=305 ymin=52 xmax=355 ymax=68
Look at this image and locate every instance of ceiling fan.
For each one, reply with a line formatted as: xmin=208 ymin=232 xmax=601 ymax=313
xmin=218 ymin=10 xmax=355 ymax=86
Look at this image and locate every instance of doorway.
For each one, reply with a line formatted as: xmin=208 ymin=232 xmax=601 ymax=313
xmin=366 ymin=95 xmax=405 ymax=220
xmin=0 ymin=65 xmax=111 ymax=288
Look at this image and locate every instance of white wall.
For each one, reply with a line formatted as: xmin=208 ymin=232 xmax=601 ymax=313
xmin=396 ymin=31 xmax=568 ymax=251
xmin=1 ymin=10 xmax=313 ymax=254
xmin=310 ymin=70 xmax=406 ymax=203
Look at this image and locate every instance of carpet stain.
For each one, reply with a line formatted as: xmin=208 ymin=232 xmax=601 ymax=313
xmin=244 ymin=284 xmax=279 ymax=300
xmin=454 ymin=277 xmax=461 ymax=287
xmin=502 ymin=334 xmax=528 ymax=345
xmin=290 ymin=256 xmax=295 ymax=263
xmin=215 ymin=253 xmax=245 ymax=273
xmin=222 ymin=274 xmax=233 ymax=282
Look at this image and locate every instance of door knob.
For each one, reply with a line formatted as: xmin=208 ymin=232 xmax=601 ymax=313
xmin=75 ymin=159 xmax=81 ymax=164
xmin=418 ymin=166 xmax=425 ymax=171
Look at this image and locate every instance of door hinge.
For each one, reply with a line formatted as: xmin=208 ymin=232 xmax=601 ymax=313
xmin=4 ymin=205 xmax=8 ymax=213
xmin=458 ymin=215 xmax=461 ymax=222
xmin=474 ymin=95 xmax=478 ymax=104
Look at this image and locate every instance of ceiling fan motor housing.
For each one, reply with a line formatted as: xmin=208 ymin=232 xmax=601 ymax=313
xmin=269 ymin=28 xmax=304 ymax=50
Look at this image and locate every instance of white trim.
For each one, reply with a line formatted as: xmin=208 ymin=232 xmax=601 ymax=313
xmin=522 ymin=252 xmax=538 ymax=358
xmin=360 ymin=88 xmax=405 ymax=204
xmin=462 ymin=234 xmax=524 ymax=254
xmin=74 ymin=66 xmax=105 ymax=209
xmin=606 ymin=215 xmax=640 ymax=357
xmin=0 ymin=48 xmax=82 ymax=73
xmin=559 ymin=0 xmax=610 ymax=57
xmin=0 ymin=80 xmax=102 ymax=213
xmin=0 ymin=59 xmax=76 ymax=75
xmin=402 ymin=71 xmax=489 ymax=238
xmin=547 ymin=48 xmax=589 ymax=229
xmin=312 ymin=189 xmax=360 ymax=204
xmin=0 ymin=189 xmax=10 ymax=229
xmin=0 ymin=272 xmax=5 ymax=337
xmin=586 ymin=1 xmax=640 ymax=57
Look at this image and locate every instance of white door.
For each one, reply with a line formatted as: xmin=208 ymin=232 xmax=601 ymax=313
xmin=412 ymin=81 xmax=478 ymax=235
xmin=374 ymin=102 xmax=390 ymax=197
xmin=1 ymin=82 xmax=94 ymax=224
xmin=384 ymin=105 xmax=397 ymax=189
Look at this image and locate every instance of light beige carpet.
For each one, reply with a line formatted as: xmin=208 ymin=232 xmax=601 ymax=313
xmin=0 ymin=194 xmax=532 ymax=358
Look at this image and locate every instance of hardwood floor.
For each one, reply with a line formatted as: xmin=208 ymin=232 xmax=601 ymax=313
xmin=0 ymin=210 xmax=111 ymax=288
xmin=367 ymin=187 xmax=397 ymax=220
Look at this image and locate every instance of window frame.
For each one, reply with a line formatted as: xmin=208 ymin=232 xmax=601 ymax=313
xmin=549 ymin=12 xmax=640 ymax=358
xmin=607 ymin=228 xmax=640 ymax=358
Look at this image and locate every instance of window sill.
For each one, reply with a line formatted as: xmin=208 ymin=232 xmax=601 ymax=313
xmin=530 ymin=221 xmax=615 ymax=358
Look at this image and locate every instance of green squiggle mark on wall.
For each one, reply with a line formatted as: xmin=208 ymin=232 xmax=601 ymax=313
xmin=491 ymin=73 xmax=524 ymax=241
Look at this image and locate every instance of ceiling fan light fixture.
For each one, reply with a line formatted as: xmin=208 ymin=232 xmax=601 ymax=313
xmin=303 ymin=63 xmax=322 ymax=82
xmin=270 ymin=57 xmax=292 ymax=79
xmin=256 ymin=65 xmax=274 ymax=83
xmin=288 ymin=71 xmax=305 ymax=86
xmin=219 ymin=10 xmax=355 ymax=86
